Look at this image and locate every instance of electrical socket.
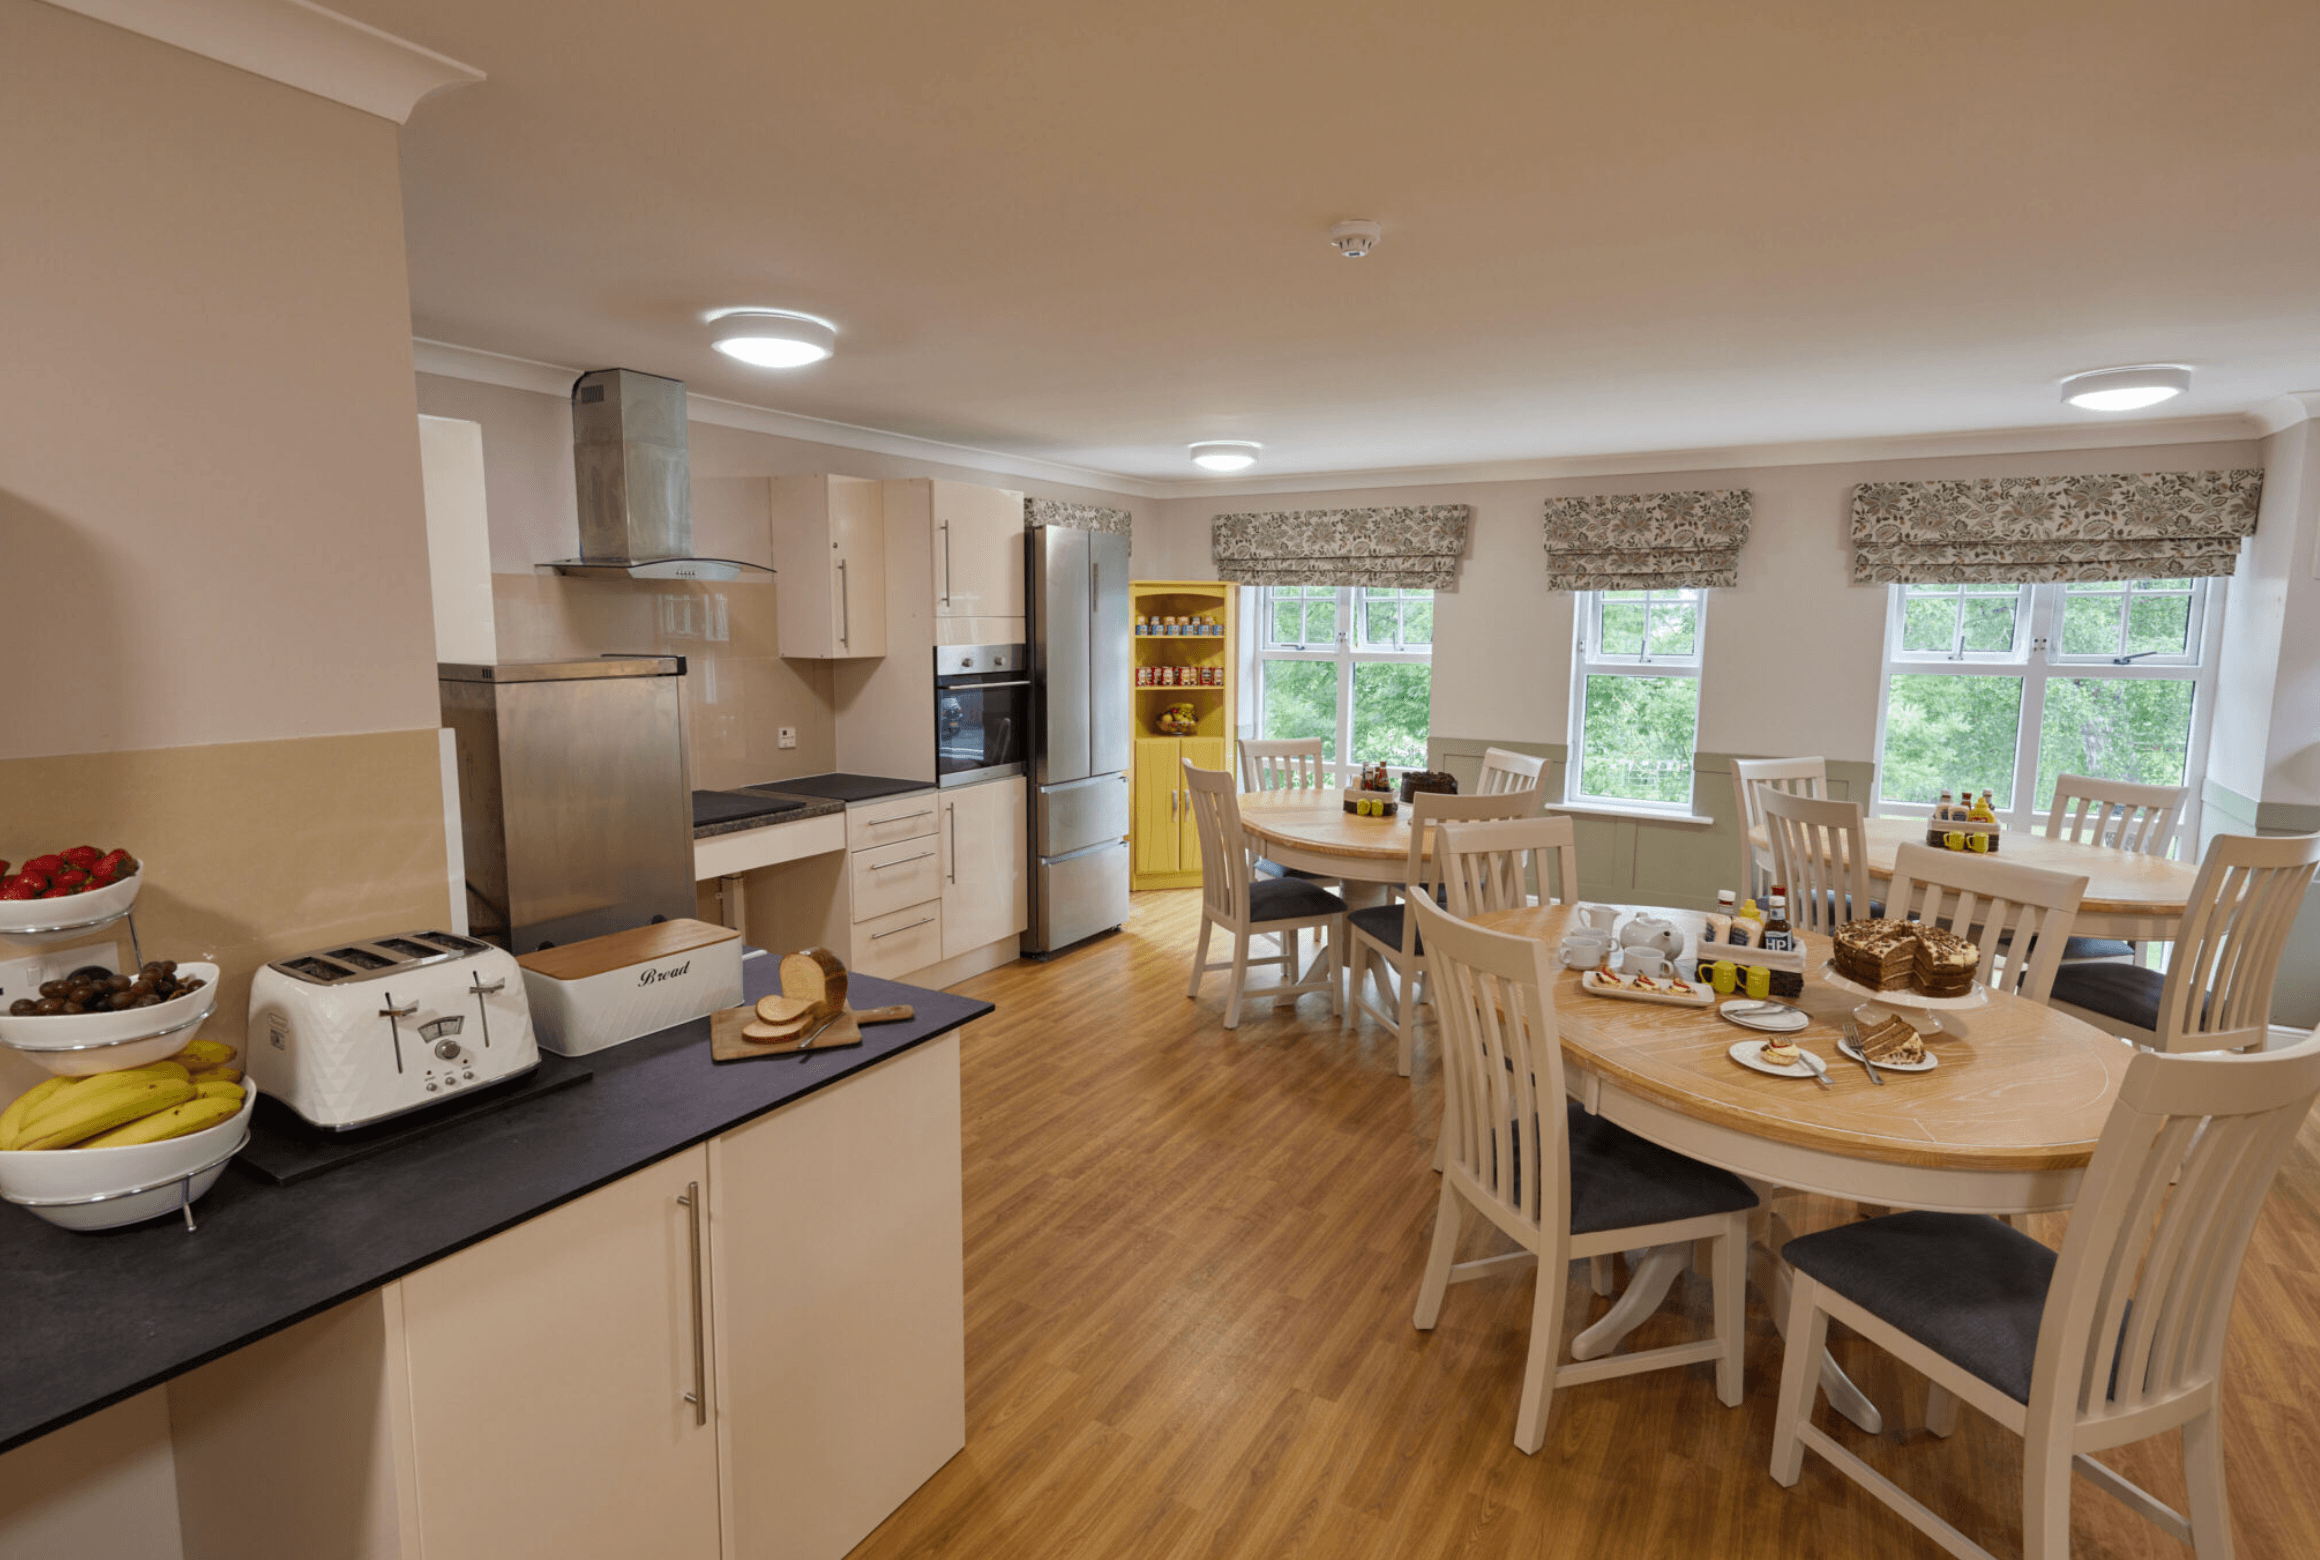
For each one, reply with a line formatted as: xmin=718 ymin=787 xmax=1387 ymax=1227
xmin=777 ymin=726 xmax=797 ymax=750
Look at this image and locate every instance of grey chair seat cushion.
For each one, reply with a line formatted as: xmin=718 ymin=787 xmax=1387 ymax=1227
xmin=1500 ymin=1104 xmax=1758 ymax=1234
xmin=1255 ymin=858 xmax=1334 ymax=882
xmin=1245 ymin=876 xmax=1347 ymax=922
xmin=1345 ymin=888 xmax=1449 ymax=954
xmin=2049 ymin=960 xmax=2167 ymax=1031
xmin=2061 ymin=936 xmax=2135 ymax=961
xmin=1783 ymin=1211 xmax=2056 ymax=1403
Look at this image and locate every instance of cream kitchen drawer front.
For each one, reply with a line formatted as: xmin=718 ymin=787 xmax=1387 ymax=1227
xmin=850 ymin=902 xmax=943 ymax=978
xmin=850 ymin=835 xmax=944 ymax=923
xmin=845 ymin=791 xmax=941 ymax=852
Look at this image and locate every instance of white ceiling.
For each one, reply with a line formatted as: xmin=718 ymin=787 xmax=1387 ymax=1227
xmin=346 ymin=0 xmax=2320 ymax=487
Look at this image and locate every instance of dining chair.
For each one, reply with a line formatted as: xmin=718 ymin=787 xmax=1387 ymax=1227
xmin=1758 ymin=787 xmax=1873 ymax=936
xmin=1882 ymin=843 xmax=2088 ymax=1005
xmin=2050 ymin=831 xmax=2320 ymax=1053
xmin=1180 ymin=761 xmax=1346 ymax=1029
xmin=1409 ymin=894 xmax=1756 ymax=1454
xmin=2044 ymin=774 xmax=2191 ymax=964
xmin=1235 ymin=737 xmax=1339 ymax=885
xmin=1343 ymin=789 xmax=1541 ymax=1075
xmin=1434 ymin=815 xmax=1581 ymax=919
xmin=1733 ymin=756 xmax=1827 ymax=900
xmin=1769 ymin=1028 xmax=2320 ymax=1560
xmin=1475 ymin=747 xmax=1547 ymax=801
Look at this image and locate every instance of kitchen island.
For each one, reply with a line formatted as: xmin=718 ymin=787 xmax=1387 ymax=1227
xmin=0 ymin=959 xmax=987 ymax=1560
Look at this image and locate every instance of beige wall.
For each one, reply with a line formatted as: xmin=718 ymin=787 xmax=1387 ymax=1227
xmin=0 ymin=1 xmax=440 ymax=756
xmin=411 ymin=373 xmax=1155 ymax=785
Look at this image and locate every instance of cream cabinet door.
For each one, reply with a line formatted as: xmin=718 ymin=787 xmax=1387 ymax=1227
xmin=940 ymin=775 xmax=1026 ymax=958
xmin=930 ymin=480 xmax=1024 ymax=621
xmin=710 ymin=1035 xmax=966 ymax=1560
xmin=397 ymin=1145 xmax=720 ymax=1560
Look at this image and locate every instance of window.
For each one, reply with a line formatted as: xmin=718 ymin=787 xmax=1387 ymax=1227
xmin=1252 ymin=586 xmax=1433 ymax=773
xmin=1874 ymin=578 xmax=2219 ymax=842
xmin=1569 ymin=589 xmax=1705 ymax=811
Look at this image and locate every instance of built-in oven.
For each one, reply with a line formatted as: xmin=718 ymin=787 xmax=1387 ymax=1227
xmin=934 ymin=644 xmax=1030 ymax=788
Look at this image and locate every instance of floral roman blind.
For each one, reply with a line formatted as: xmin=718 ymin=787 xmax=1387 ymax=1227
xmin=1850 ymin=469 xmax=2264 ymax=584
xmin=1540 ymin=489 xmax=1752 ymax=590
xmin=1211 ymin=505 xmax=1470 ymax=590
xmin=1025 ymin=497 xmax=1132 ymax=537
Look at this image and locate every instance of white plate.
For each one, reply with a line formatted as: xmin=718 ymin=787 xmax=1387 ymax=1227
xmin=0 ymin=865 xmax=142 ymax=938
xmin=1718 ymin=1000 xmax=1809 ymax=1033
xmin=1728 ymin=1039 xmax=1822 ymax=1079
xmin=1839 ymin=1036 xmax=1938 ymax=1073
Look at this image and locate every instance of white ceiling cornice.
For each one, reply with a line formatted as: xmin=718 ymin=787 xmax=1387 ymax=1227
xmin=414 ymin=338 xmax=2271 ymax=503
xmin=2253 ymin=392 xmax=2320 ymax=435
xmin=40 ymin=0 xmax=482 ymax=123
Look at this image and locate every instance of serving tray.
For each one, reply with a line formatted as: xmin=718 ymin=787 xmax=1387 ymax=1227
xmin=1579 ymin=970 xmax=1715 ymax=1008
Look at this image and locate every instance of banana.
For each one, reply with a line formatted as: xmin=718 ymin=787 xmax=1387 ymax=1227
xmin=189 ymin=1065 xmax=243 ymax=1085
xmin=169 ymin=1040 xmax=237 ymax=1068
xmin=17 ymin=1079 xmax=196 ymax=1151
xmin=80 ymin=1094 xmax=240 ymax=1148
xmin=0 ymin=1077 xmax=73 ymax=1151
xmin=193 ymin=1080 xmax=247 ymax=1104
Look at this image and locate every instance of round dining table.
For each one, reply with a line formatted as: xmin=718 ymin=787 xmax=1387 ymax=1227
xmin=1747 ymin=815 xmax=2197 ymax=942
xmin=1471 ymin=899 xmax=2134 ymax=1434
xmin=1239 ymin=787 xmax=1437 ymax=895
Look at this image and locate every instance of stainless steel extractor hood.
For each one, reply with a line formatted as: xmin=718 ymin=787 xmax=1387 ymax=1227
xmin=545 ymin=368 xmax=773 ymax=582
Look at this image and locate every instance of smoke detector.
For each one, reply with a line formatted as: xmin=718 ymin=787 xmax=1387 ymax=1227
xmin=1328 ymin=220 xmax=1383 ymax=259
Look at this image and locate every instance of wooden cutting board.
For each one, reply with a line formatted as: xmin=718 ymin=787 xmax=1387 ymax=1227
xmin=710 ymin=1004 xmax=863 ymax=1062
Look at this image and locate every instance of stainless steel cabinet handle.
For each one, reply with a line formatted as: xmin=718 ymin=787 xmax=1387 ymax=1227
xmin=677 ymin=1182 xmax=707 ymax=1426
xmin=1170 ymin=790 xmax=1177 ymax=820
xmin=878 ymin=808 xmax=935 ymax=825
xmin=947 ymin=802 xmax=958 ymax=883
xmin=837 ymin=557 xmax=849 ymax=647
xmin=870 ymin=850 xmax=937 ymax=870
xmin=940 ymin=521 xmax=952 ymax=607
xmin=872 ymin=916 xmax=937 ymax=939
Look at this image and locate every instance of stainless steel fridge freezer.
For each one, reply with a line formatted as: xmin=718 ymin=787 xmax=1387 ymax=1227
xmin=1023 ymin=526 xmax=1132 ymax=954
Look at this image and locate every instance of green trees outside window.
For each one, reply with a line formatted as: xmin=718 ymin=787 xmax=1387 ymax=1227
xmin=1571 ymin=589 xmax=1705 ymax=810
xmin=1255 ymin=586 xmax=1432 ymax=774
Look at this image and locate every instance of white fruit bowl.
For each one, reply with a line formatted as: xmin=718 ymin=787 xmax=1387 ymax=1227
xmin=0 ymin=1079 xmax=256 ymax=1231
xmin=0 ymin=963 xmax=221 ymax=1076
xmin=0 ymin=865 xmax=142 ymax=939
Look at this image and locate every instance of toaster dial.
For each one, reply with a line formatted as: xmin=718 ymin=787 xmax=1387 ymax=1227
xmin=434 ymin=1039 xmax=461 ymax=1060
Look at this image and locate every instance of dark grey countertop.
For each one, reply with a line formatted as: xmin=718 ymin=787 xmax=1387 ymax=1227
xmin=0 ymin=964 xmax=990 ymax=1454
xmin=691 ymin=788 xmax=847 ymax=840
xmin=751 ymin=772 xmax=933 ymax=804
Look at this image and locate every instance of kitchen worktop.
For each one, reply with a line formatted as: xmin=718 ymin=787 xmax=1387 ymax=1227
xmin=691 ymin=787 xmax=846 ymax=839
xmin=0 ymin=963 xmax=990 ymax=1455
xmin=749 ymin=771 xmax=933 ymax=804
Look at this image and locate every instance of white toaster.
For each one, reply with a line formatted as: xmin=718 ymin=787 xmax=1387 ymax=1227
xmin=247 ymin=930 xmax=540 ymax=1129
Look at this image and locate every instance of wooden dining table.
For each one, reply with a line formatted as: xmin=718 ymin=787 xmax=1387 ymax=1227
xmin=1747 ymin=815 xmax=2197 ymax=941
xmin=1238 ymin=787 xmax=1439 ymax=897
xmin=1473 ymin=899 xmax=2134 ymax=1435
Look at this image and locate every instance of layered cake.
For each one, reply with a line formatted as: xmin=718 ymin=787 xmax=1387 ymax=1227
xmin=1832 ymin=918 xmax=1981 ymax=998
xmin=1853 ymin=1012 xmax=1926 ymax=1065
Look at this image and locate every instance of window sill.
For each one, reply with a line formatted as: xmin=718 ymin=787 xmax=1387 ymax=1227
xmin=1552 ymin=799 xmax=1719 ymax=829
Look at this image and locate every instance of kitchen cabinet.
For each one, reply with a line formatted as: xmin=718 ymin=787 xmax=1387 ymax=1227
xmin=772 ymin=474 xmax=886 ymax=658
xmin=884 ymin=479 xmax=1024 ymax=641
xmin=940 ymin=775 xmax=1027 ymax=958
xmin=397 ymin=1144 xmax=721 ymax=1560
xmin=1133 ymin=736 xmax=1224 ymax=883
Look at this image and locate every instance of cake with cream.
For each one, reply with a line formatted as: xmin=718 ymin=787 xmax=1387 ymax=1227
xmin=1832 ymin=917 xmax=1980 ymax=998
xmin=1853 ymin=1012 xmax=1926 ymax=1065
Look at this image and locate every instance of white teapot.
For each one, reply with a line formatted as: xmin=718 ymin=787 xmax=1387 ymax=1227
xmin=1616 ymin=914 xmax=1684 ymax=958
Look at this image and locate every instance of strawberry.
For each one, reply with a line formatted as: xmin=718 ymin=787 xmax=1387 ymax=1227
xmin=61 ymin=846 xmax=101 ymax=868
xmin=39 ymin=886 xmax=71 ymax=898
xmin=52 ymin=870 xmax=89 ymax=891
xmin=24 ymin=855 xmax=64 ymax=875
xmin=0 ymin=881 xmax=34 ymax=901
xmin=16 ymin=872 xmax=47 ymax=894
xmin=94 ymin=849 xmax=132 ymax=880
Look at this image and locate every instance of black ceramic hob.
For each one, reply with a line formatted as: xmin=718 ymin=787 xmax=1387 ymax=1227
xmin=741 ymin=772 xmax=930 ymax=804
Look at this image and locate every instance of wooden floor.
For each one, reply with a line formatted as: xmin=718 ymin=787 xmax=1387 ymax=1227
xmin=851 ymin=890 xmax=2320 ymax=1560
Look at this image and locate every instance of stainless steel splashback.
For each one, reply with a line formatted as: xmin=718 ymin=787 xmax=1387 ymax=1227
xmin=440 ymin=657 xmax=697 ymax=953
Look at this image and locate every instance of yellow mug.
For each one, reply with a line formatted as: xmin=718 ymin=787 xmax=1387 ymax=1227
xmin=1708 ymin=960 xmax=1737 ymax=993
xmin=1966 ymin=831 xmax=1990 ymax=853
xmin=1943 ymin=831 xmax=1967 ymax=850
xmin=1743 ymin=966 xmax=1772 ymax=1000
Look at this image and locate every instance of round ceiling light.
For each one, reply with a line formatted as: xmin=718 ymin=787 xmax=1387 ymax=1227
xmin=709 ymin=309 xmax=837 ymax=369
xmin=1189 ymin=441 xmax=1262 ymax=473
xmin=2061 ymin=364 xmax=2190 ymax=412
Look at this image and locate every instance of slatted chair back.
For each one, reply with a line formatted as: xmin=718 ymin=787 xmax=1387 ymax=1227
xmin=1435 ymin=816 xmax=1582 ymax=919
xmin=1411 ymin=894 xmax=1566 ymax=1245
xmin=1734 ymin=756 xmax=1828 ymax=896
xmin=1475 ymin=748 xmax=1547 ymax=800
xmin=2031 ymin=1032 xmax=2320 ymax=1468
xmin=1239 ymin=738 xmax=1329 ymax=793
xmin=1758 ymin=787 xmax=1869 ymax=936
xmin=2151 ymin=831 xmax=2320 ymax=1053
xmin=1883 ymin=844 xmax=2088 ymax=1004
xmin=1394 ymin=790 xmax=1542 ymax=902
xmin=1181 ymin=761 xmax=1253 ymax=924
xmin=2046 ymin=774 xmax=2188 ymax=858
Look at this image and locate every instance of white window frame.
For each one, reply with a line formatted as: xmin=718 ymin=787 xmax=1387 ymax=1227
xmin=1871 ymin=578 xmax=2224 ymax=847
xmin=1567 ymin=588 xmax=1707 ymax=815
xmin=1250 ymin=586 xmax=1433 ymax=779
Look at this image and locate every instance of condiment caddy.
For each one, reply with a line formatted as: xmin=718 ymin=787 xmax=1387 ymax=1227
xmin=1924 ymin=787 xmax=2004 ymax=852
